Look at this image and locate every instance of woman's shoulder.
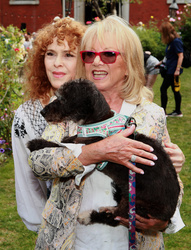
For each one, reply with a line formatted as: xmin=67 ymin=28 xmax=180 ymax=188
xmin=133 ymin=99 xmax=167 ymax=138
xmin=15 ymin=99 xmax=42 ymax=115
xmin=14 ymin=99 xmax=47 ymax=137
xmin=173 ymin=37 xmax=183 ymax=46
xmin=138 ymin=98 xmax=165 ymax=115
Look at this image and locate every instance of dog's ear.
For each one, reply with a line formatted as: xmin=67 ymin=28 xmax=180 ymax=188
xmin=40 ymin=78 xmax=113 ymax=124
xmin=40 ymin=99 xmax=65 ymax=122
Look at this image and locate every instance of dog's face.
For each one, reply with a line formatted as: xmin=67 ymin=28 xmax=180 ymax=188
xmin=41 ymin=79 xmax=111 ymax=124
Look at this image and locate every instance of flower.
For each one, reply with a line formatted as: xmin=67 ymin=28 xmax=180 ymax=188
xmin=0 ymin=138 xmax=12 ymax=160
xmin=151 ymin=16 xmax=154 ymax=19
xmin=94 ymin=17 xmax=100 ymax=22
xmin=169 ymin=17 xmax=176 ymax=22
xmin=86 ymin=21 xmax=92 ymax=25
xmin=0 ymin=140 xmax=6 ymax=144
xmin=0 ymin=25 xmax=25 ymax=162
xmin=0 ymin=148 xmax=5 ymax=153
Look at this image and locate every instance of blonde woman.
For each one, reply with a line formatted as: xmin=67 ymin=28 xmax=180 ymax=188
xmin=30 ymin=16 xmax=184 ymax=249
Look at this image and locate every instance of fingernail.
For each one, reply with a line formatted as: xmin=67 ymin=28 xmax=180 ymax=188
xmin=114 ymin=217 xmax=121 ymax=221
xmin=153 ymin=155 xmax=158 ymax=160
xmin=150 ymin=147 xmax=154 ymax=152
xmin=150 ymin=161 xmax=155 ymax=166
xmin=140 ymin=170 xmax=144 ymax=174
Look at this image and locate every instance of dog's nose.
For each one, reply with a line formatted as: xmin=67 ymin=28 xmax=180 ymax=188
xmin=40 ymin=108 xmax=47 ymax=118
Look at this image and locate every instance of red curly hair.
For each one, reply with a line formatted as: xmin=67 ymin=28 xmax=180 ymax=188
xmin=160 ymin=22 xmax=179 ymax=45
xmin=23 ymin=17 xmax=86 ymax=102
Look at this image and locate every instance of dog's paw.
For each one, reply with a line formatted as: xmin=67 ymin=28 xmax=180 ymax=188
xmin=27 ymin=139 xmax=41 ymax=152
xmin=99 ymin=206 xmax=117 ymax=213
xmin=77 ymin=210 xmax=92 ymax=225
xmin=27 ymin=139 xmax=60 ymax=152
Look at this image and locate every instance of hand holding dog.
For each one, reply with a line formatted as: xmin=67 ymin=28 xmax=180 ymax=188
xmin=164 ymin=142 xmax=185 ymax=173
xmin=115 ymin=214 xmax=169 ymax=232
xmin=78 ymin=125 xmax=157 ymax=175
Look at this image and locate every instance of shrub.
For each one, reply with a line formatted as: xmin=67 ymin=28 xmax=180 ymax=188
xmin=169 ymin=4 xmax=191 ymax=50
xmin=0 ymin=138 xmax=12 ymax=164
xmin=133 ymin=17 xmax=166 ymax=60
xmin=0 ymin=25 xmax=26 ymax=151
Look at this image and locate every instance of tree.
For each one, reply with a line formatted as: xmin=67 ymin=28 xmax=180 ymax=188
xmin=88 ymin=0 xmax=142 ymax=20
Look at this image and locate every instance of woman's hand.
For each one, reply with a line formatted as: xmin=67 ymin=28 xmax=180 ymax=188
xmin=115 ymin=214 xmax=169 ymax=232
xmin=174 ymin=69 xmax=180 ymax=76
xmin=78 ymin=125 xmax=157 ymax=175
xmin=164 ymin=142 xmax=185 ymax=173
xmin=154 ymin=61 xmax=162 ymax=69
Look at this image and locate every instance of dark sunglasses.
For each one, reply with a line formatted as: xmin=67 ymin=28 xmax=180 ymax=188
xmin=80 ymin=51 xmax=120 ymax=64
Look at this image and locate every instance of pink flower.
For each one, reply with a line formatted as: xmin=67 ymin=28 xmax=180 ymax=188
xmin=94 ymin=17 xmax=100 ymax=22
xmin=169 ymin=17 xmax=176 ymax=22
xmin=14 ymin=48 xmax=19 ymax=52
xmin=86 ymin=21 xmax=92 ymax=25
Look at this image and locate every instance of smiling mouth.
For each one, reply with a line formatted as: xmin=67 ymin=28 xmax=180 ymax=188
xmin=53 ymin=72 xmax=66 ymax=78
xmin=93 ymin=71 xmax=108 ymax=79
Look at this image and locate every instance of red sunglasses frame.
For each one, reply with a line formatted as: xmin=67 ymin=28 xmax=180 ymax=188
xmin=80 ymin=50 xmax=121 ymax=64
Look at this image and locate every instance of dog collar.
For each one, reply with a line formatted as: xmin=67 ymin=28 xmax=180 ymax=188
xmin=77 ymin=113 xmax=136 ymax=170
xmin=77 ymin=112 xmax=128 ymax=138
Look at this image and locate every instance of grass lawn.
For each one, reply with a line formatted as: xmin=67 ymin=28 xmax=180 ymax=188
xmin=0 ymin=69 xmax=191 ymax=249
xmin=0 ymin=158 xmax=37 ymax=249
xmin=153 ymin=69 xmax=191 ymax=249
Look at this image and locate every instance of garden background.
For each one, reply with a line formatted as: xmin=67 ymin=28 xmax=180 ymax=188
xmin=0 ymin=5 xmax=191 ymax=249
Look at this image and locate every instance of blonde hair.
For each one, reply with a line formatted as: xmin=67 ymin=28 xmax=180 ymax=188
xmin=76 ymin=15 xmax=153 ymax=104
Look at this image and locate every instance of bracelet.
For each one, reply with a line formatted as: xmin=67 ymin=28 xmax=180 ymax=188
xmin=176 ymin=65 xmax=182 ymax=69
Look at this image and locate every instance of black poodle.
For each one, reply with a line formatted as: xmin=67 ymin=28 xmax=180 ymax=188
xmin=27 ymin=78 xmax=180 ymax=227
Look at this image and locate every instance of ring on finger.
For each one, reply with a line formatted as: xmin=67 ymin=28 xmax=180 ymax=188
xmin=131 ymin=154 xmax=137 ymax=162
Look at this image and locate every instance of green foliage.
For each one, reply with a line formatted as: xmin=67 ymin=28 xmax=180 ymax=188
xmin=0 ymin=25 xmax=26 ymax=162
xmin=0 ymin=139 xmax=12 ymax=164
xmin=86 ymin=0 xmax=142 ymax=22
xmin=133 ymin=18 xmax=166 ymax=60
xmin=134 ymin=4 xmax=191 ymax=60
xmin=169 ymin=3 xmax=191 ymax=50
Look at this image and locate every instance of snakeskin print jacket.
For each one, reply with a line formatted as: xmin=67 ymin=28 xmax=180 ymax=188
xmin=29 ymin=99 xmax=184 ymax=250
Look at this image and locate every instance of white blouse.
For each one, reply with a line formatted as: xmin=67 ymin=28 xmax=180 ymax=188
xmin=12 ymin=100 xmax=47 ymax=232
xmin=75 ymin=102 xmax=135 ymax=249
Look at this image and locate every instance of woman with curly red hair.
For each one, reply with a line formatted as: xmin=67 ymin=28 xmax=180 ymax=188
xmin=11 ymin=17 xmax=86 ymax=233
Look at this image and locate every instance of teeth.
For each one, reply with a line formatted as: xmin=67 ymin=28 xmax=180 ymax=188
xmin=93 ymin=71 xmax=107 ymax=75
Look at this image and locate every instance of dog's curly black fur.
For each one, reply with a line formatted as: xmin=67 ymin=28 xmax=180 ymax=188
xmin=27 ymin=78 xmax=180 ymax=228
